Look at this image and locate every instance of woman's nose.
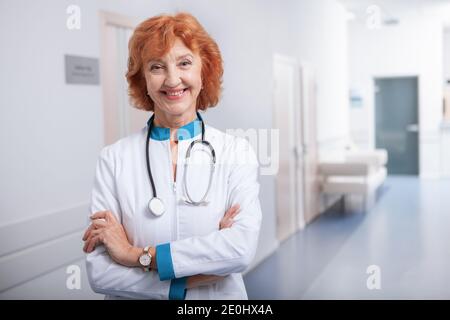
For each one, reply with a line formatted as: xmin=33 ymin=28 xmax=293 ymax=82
xmin=164 ymin=65 xmax=182 ymax=87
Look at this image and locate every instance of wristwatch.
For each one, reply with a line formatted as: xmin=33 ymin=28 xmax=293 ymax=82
xmin=139 ymin=246 xmax=152 ymax=272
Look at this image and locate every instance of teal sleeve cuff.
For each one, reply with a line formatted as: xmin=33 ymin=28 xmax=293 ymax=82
xmin=156 ymin=243 xmax=176 ymax=281
xmin=169 ymin=277 xmax=187 ymax=300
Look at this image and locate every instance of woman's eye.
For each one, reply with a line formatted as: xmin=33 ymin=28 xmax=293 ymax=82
xmin=150 ymin=65 xmax=163 ymax=71
xmin=180 ymin=60 xmax=192 ymax=67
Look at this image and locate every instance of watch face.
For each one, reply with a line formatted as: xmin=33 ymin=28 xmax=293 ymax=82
xmin=139 ymin=254 xmax=151 ymax=266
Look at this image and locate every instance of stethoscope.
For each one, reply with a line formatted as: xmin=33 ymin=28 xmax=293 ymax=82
xmin=146 ymin=112 xmax=216 ymax=217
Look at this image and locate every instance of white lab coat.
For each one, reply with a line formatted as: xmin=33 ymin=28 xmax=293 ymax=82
xmin=85 ymin=123 xmax=262 ymax=300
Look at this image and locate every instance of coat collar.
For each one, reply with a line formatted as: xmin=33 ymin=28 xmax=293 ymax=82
xmin=147 ymin=116 xmax=202 ymax=141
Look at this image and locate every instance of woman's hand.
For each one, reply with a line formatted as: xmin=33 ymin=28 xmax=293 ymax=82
xmin=219 ymin=204 xmax=240 ymax=229
xmin=186 ymin=204 xmax=241 ymax=289
xmin=82 ymin=211 xmax=140 ymax=267
xmin=186 ymin=274 xmax=227 ymax=289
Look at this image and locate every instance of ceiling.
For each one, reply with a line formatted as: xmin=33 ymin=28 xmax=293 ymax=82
xmin=338 ymin=0 xmax=450 ymax=26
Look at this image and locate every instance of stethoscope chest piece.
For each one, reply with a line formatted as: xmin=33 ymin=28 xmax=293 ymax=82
xmin=148 ymin=197 xmax=165 ymax=217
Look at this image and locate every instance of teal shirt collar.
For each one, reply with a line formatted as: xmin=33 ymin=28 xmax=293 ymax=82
xmin=148 ymin=117 xmax=202 ymax=141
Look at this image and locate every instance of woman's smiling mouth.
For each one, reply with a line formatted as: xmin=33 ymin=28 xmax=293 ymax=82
xmin=161 ymin=88 xmax=189 ymax=100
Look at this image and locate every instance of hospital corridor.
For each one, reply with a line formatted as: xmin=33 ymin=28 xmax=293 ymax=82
xmin=1 ymin=0 xmax=450 ymax=300
xmin=244 ymin=177 xmax=450 ymax=299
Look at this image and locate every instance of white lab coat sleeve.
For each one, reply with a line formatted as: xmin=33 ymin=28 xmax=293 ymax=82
xmin=158 ymin=137 xmax=262 ymax=279
xmin=85 ymin=146 xmax=170 ymax=299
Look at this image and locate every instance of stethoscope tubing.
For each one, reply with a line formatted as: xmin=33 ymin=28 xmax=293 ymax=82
xmin=146 ymin=112 xmax=215 ymax=213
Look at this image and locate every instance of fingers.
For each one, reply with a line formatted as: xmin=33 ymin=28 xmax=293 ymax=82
xmin=82 ymin=225 xmax=94 ymax=241
xmin=83 ymin=229 xmax=103 ymax=253
xmin=83 ymin=233 xmax=102 ymax=253
xmin=91 ymin=210 xmax=115 ymax=222
xmin=91 ymin=219 xmax=107 ymax=229
xmin=220 ymin=220 xmax=233 ymax=229
xmin=228 ymin=205 xmax=241 ymax=219
xmin=87 ymin=228 xmax=102 ymax=240
xmin=83 ymin=239 xmax=90 ymax=253
xmin=82 ymin=219 xmax=107 ymax=241
xmin=83 ymin=211 xmax=115 ymax=253
xmin=186 ymin=274 xmax=226 ymax=289
xmin=84 ymin=235 xmax=101 ymax=253
xmin=224 ymin=204 xmax=240 ymax=219
xmin=90 ymin=211 xmax=107 ymax=220
xmin=219 ymin=204 xmax=241 ymax=230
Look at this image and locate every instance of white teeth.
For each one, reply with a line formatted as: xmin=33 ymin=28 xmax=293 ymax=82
xmin=166 ymin=89 xmax=185 ymax=96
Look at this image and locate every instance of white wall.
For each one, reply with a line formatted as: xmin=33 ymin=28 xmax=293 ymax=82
xmin=445 ymin=30 xmax=450 ymax=83
xmin=348 ymin=14 xmax=444 ymax=178
xmin=0 ymin=0 xmax=349 ymax=298
xmin=442 ymin=30 xmax=450 ymax=176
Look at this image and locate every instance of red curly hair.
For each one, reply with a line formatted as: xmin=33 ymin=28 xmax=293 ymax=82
xmin=126 ymin=12 xmax=223 ymax=111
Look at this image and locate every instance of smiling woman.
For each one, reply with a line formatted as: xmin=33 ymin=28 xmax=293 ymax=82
xmin=126 ymin=13 xmax=223 ymax=113
xmin=144 ymin=38 xmax=203 ymax=124
xmin=84 ymin=12 xmax=262 ymax=300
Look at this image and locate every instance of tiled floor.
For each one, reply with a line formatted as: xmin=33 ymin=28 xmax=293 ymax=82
xmin=244 ymin=176 xmax=450 ymax=299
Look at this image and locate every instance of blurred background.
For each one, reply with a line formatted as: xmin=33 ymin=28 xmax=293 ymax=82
xmin=1 ymin=0 xmax=450 ymax=299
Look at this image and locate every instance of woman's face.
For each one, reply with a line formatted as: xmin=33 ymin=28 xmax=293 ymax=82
xmin=144 ymin=38 xmax=202 ymax=117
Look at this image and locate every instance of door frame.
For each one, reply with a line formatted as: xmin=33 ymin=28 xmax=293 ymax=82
xmin=299 ymin=62 xmax=319 ymax=225
xmin=98 ymin=11 xmax=140 ymax=146
xmin=273 ymin=53 xmax=305 ymax=241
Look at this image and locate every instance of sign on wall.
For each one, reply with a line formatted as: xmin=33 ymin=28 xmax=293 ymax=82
xmin=64 ymin=55 xmax=100 ymax=85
